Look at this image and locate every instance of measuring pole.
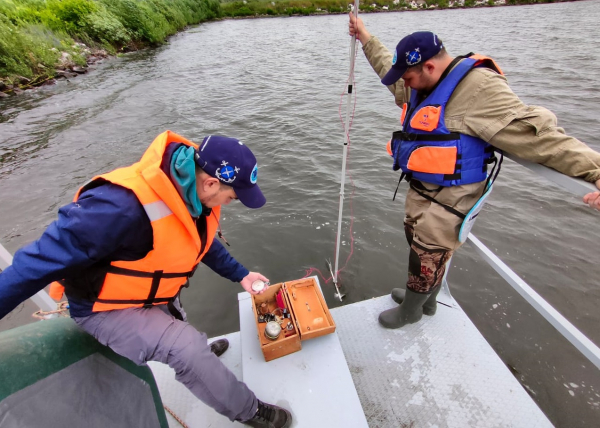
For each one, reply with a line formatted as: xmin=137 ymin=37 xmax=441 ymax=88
xmin=332 ymin=0 xmax=359 ymax=301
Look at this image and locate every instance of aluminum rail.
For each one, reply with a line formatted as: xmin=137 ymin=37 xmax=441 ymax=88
xmin=467 ymin=234 xmax=600 ymax=370
xmin=504 ymin=152 xmax=597 ymax=197
xmin=465 ymin=154 xmax=600 ymax=370
xmin=0 ymin=242 xmax=55 ymax=312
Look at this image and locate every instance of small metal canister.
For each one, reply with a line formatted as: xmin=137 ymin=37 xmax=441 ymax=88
xmin=264 ymin=321 xmax=281 ymax=340
xmin=252 ymin=280 xmax=266 ymax=292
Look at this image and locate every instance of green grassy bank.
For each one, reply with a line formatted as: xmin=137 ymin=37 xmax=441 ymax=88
xmin=219 ymin=0 xmax=564 ymax=19
xmin=0 ymin=0 xmax=569 ymax=93
xmin=0 ymin=0 xmax=219 ymax=91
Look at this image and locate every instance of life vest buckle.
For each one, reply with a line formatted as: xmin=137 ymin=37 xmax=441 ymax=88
xmin=405 ymin=133 xmax=418 ymax=142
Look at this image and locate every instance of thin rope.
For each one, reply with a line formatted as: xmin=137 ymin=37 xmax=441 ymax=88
xmin=164 ymin=405 xmax=189 ymax=428
xmin=31 ymin=301 xmax=69 ymax=320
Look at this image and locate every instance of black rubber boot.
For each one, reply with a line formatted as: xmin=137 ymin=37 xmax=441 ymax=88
xmin=242 ymin=400 xmax=292 ymax=428
xmin=391 ymin=285 xmax=441 ymax=316
xmin=378 ymin=289 xmax=430 ymax=329
xmin=209 ymin=339 xmax=229 ymax=357
xmin=390 ymin=288 xmax=405 ymax=305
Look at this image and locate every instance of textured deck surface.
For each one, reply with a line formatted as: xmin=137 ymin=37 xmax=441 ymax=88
xmin=333 ymin=290 xmax=553 ymax=428
xmin=150 ymin=284 xmax=553 ymax=428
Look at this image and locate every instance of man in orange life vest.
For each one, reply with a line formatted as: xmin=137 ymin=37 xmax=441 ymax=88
xmin=348 ymin=15 xmax=600 ymax=329
xmin=0 ymin=131 xmax=292 ymax=428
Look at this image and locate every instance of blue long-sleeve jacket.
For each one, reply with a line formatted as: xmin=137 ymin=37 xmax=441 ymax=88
xmin=0 ymin=148 xmax=249 ymax=319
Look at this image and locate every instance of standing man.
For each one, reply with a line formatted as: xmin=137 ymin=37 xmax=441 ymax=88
xmin=348 ymin=15 xmax=600 ymax=329
xmin=0 ymin=130 xmax=291 ymax=428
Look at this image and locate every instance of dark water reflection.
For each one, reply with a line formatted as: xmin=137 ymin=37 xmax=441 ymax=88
xmin=1 ymin=1 xmax=600 ymax=426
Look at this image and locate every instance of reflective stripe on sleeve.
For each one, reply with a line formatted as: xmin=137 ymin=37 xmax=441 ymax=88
xmin=143 ymin=201 xmax=173 ymax=222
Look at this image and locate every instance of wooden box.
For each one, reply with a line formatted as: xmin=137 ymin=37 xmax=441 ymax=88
xmin=250 ymin=277 xmax=336 ymax=362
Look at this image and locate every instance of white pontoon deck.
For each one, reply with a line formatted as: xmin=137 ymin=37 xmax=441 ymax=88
xmin=149 ymin=281 xmax=552 ymax=427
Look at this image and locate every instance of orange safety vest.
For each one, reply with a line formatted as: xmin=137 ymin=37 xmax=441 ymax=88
xmin=49 ymin=130 xmax=220 ymax=312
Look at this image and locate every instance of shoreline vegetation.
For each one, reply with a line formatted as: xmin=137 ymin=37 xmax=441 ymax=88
xmin=0 ymin=0 xmax=578 ymax=97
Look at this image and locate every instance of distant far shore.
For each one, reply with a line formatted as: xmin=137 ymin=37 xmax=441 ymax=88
xmin=0 ymin=0 xmax=581 ymax=97
xmin=218 ymin=0 xmax=579 ymax=20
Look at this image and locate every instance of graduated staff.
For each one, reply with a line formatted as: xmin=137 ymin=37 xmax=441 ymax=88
xmin=348 ymin=15 xmax=600 ymax=329
xmin=0 ymin=131 xmax=291 ymax=428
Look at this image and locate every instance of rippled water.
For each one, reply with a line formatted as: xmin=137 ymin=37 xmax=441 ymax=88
xmin=2 ymin=1 xmax=600 ymax=426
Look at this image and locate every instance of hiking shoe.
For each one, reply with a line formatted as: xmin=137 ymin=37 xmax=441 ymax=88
xmin=209 ymin=339 xmax=229 ymax=357
xmin=241 ymin=400 xmax=292 ymax=428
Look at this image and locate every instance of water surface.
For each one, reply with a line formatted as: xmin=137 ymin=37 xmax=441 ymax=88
xmin=1 ymin=1 xmax=600 ymax=426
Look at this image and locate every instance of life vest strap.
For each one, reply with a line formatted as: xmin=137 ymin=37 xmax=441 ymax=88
xmin=94 ymin=282 xmax=189 ymax=306
xmin=95 ymin=297 xmax=173 ymax=305
xmin=443 ymin=173 xmax=462 ymax=181
xmin=107 ymin=265 xmax=194 ymax=279
xmin=144 ymin=270 xmax=163 ymax=308
xmin=393 ymin=130 xmax=460 ymax=142
xmin=167 ymin=299 xmax=185 ymax=321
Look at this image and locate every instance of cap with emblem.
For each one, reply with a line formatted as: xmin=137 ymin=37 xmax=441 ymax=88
xmin=194 ymin=135 xmax=266 ymax=209
xmin=381 ymin=31 xmax=443 ymax=86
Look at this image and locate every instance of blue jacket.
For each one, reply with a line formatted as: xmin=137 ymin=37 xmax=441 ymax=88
xmin=0 ymin=144 xmax=249 ymax=319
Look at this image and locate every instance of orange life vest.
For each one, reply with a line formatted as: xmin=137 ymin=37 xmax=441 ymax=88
xmin=49 ymin=130 xmax=220 ymax=312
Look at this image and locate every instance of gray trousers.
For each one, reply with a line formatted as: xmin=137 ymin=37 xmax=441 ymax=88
xmin=72 ymin=303 xmax=257 ymax=422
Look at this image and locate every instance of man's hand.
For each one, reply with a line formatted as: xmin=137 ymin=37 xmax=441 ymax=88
xmin=240 ymin=272 xmax=270 ymax=295
xmin=583 ymin=191 xmax=600 ymax=211
xmin=349 ymin=12 xmax=371 ymax=45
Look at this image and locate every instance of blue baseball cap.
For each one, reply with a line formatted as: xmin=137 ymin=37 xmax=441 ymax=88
xmin=381 ymin=31 xmax=443 ymax=86
xmin=195 ymin=135 xmax=266 ymax=209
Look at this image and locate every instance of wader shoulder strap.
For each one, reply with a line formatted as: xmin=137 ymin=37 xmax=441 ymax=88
xmin=484 ymin=150 xmax=503 ymax=190
xmin=393 ymin=172 xmax=410 ymax=201
xmin=409 ymin=180 xmax=466 ymax=220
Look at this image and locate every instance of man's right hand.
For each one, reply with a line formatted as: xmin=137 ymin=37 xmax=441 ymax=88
xmin=240 ymin=272 xmax=270 ymax=295
xmin=583 ymin=191 xmax=600 ymax=210
xmin=349 ymin=12 xmax=371 ymax=45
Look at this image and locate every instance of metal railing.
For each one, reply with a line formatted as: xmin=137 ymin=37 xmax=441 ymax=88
xmin=461 ymin=157 xmax=600 ymax=370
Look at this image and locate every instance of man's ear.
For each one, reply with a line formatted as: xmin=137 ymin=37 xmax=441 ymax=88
xmin=423 ymin=60 xmax=436 ymax=75
xmin=199 ymin=175 xmax=220 ymax=193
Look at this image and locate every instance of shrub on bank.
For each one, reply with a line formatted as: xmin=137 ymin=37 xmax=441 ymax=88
xmin=0 ymin=13 xmax=82 ymax=80
xmin=220 ymin=0 xmax=348 ymax=17
xmin=0 ymin=0 xmax=221 ymax=84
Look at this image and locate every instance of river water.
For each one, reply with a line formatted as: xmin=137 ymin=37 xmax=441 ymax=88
xmin=1 ymin=1 xmax=600 ymax=426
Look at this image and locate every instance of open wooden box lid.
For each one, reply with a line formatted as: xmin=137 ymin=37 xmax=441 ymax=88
xmin=284 ymin=277 xmax=336 ymax=341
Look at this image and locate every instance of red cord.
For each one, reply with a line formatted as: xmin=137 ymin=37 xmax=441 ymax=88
xmin=303 ymin=44 xmax=359 ymax=285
